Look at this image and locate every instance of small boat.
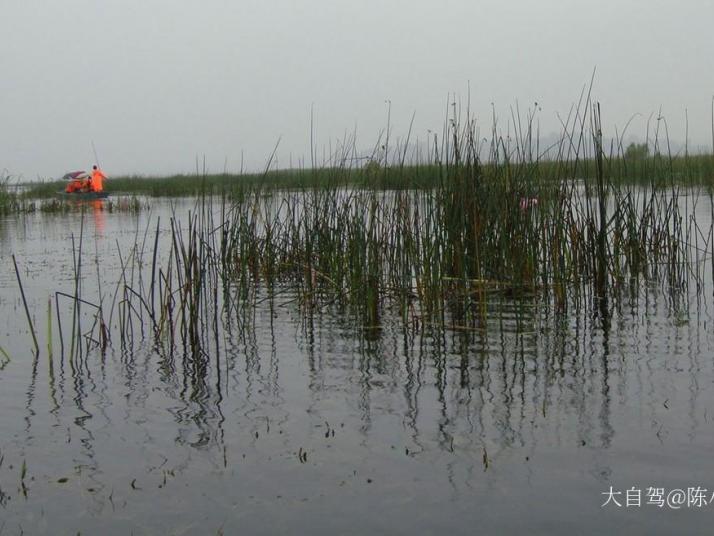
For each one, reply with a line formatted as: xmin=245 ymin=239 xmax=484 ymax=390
xmin=57 ymin=190 xmax=110 ymax=200
xmin=58 ymin=170 xmax=109 ymax=200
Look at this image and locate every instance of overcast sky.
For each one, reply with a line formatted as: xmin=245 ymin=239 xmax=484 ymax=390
xmin=2 ymin=0 xmax=713 ymax=179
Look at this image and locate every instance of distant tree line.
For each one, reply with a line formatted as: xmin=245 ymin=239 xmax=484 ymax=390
xmin=625 ymin=142 xmax=649 ymax=160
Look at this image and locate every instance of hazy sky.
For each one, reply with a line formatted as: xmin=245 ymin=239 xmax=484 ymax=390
xmin=2 ymin=0 xmax=713 ymax=179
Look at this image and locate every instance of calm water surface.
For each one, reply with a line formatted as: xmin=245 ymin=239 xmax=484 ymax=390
xmin=1 ymin=198 xmax=714 ymax=535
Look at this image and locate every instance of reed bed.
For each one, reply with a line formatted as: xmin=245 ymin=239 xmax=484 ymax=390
xmin=7 ymin=195 xmax=147 ymax=214
xmin=24 ymin=101 xmax=708 ymax=363
xmin=0 ymin=171 xmax=146 ymax=214
xmin=18 ymin=152 xmax=714 ymax=201
xmin=11 ymin=99 xmax=714 ymax=362
xmin=0 ymin=173 xmax=21 ymax=214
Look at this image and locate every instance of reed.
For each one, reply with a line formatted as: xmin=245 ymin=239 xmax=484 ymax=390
xmin=18 ymin=154 xmax=714 ymax=202
xmin=13 ymin=254 xmax=39 ymax=355
xmin=0 ymin=173 xmax=20 ymax=214
xmin=15 ymin=98 xmax=714 ymax=359
xmin=47 ymin=297 xmax=53 ymax=359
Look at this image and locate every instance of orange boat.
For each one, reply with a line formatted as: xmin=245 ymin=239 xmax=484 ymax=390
xmin=58 ymin=171 xmax=110 ymax=199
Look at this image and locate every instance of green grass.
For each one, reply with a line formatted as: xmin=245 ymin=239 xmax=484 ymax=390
xmin=0 ymin=173 xmax=20 ymax=214
xmin=18 ymin=151 xmax=714 ymax=202
xmin=70 ymin=100 xmax=710 ymax=354
xmin=12 ymin=98 xmax=714 ymax=355
xmin=21 ymin=168 xmax=353 ymax=199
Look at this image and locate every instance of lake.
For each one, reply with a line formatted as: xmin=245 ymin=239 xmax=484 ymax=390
xmin=1 ymin=194 xmax=713 ymax=535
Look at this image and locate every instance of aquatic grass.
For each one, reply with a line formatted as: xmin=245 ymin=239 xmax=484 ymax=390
xmin=15 ymin=98 xmax=714 ymax=359
xmin=36 ymin=196 xmax=147 ymax=213
xmin=13 ymin=254 xmax=39 ymax=355
xmin=46 ymin=297 xmax=52 ymax=359
xmin=17 ymin=152 xmax=714 ymax=203
xmin=0 ymin=173 xmax=20 ymax=214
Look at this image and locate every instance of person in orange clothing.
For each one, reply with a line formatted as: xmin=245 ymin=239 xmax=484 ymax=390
xmin=65 ymin=179 xmax=83 ymax=193
xmin=89 ymin=165 xmax=107 ymax=192
xmin=64 ymin=171 xmax=90 ymax=193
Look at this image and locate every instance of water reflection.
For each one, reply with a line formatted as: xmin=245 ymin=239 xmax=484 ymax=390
xmin=8 ymin=316 xmax=710 ymax=531
xmin=90 ymin=199 xmax=106 ymax=237
xmin=1 ymin=200 xmax=713 ymax=534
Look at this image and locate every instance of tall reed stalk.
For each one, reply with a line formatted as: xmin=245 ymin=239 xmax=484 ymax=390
xmin=16 ymin=100 xmax=713 ymax=357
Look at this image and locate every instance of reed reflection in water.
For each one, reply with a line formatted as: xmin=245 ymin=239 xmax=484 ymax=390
xmin=0 ymin=194 xmax=713 ymax=534
xmin=1 ymin=286 xmax=711 ymax=533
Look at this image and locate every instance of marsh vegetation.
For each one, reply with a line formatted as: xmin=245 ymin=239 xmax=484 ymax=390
xmin=2 ymin=99 xmax=714 ymax=534
xmin=34 ymin=101 xmax=713 ymax=360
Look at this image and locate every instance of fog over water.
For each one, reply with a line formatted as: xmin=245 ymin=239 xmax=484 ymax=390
xmin=2 ymin=0 xmax=714 ymax=179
